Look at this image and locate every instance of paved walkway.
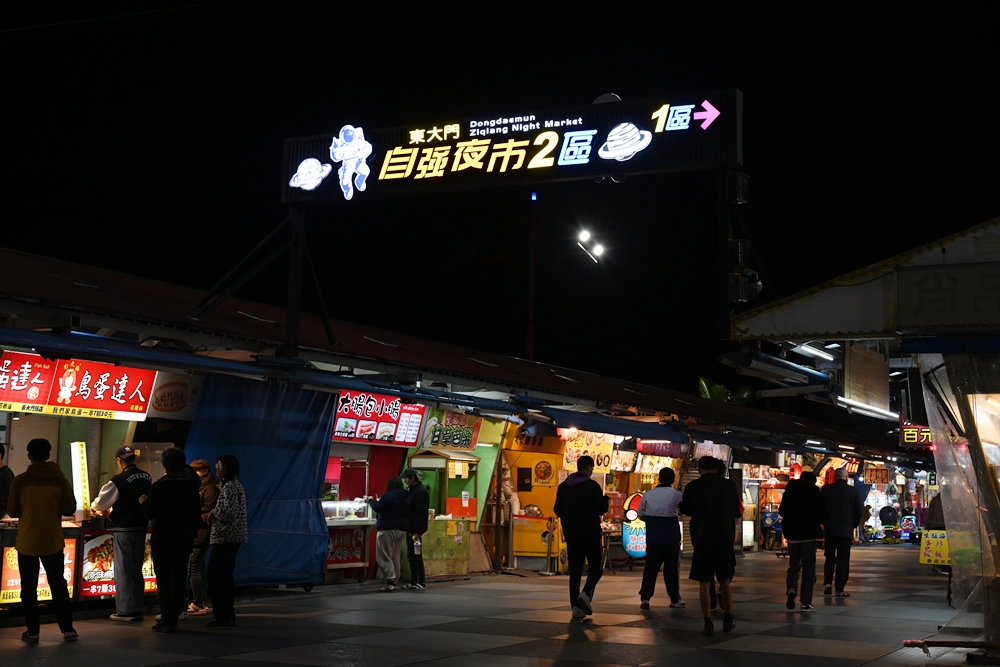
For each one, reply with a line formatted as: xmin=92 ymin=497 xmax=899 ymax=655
xmin=0 ymin=543 xmax=968 ymax=667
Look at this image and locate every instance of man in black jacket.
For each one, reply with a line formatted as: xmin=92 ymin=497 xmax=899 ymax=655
xmin=401 ymin=468 xmax=429 ymax=590
xmin=554 ymin=455 xmax=610 ymax=620
xmin=679 ymin=456 xmax=741 ymax=636
xmin=779 ymin=471 xmax=825 ymax=611
xmin=821 ymin=467 xmax=863 ymax=596
xmin=141 ymin=447 xmax=201 ymax=633
xmin=91 ymin=445 xmax=152 ymax=622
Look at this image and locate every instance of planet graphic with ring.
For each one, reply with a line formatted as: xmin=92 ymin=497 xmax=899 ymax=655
xmin=289 ymin=158 xmax=333 ymax=191
xmin=598 ymin=122 xmax=652 ymax=162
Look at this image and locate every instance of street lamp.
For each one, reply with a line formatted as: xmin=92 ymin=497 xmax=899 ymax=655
xmin=577 ymin=230 xmax=604 ymax=263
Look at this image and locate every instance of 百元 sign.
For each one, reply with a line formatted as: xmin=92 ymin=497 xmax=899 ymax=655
xmin=283 ymin=89 xmax=742 ymax=203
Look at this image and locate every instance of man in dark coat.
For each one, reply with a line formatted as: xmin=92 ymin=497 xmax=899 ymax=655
xmin=679 ymin=456 xmax=741 ymax=636
xmin=554 ymin=455 xmax=610 ymax=620
xmin=821 ymin=467 xmax=863 ymax=596
xmin=141 ymin=447 xmax=201 ymax=632
xmin=779 ymin=470 xmax=825 ymax=611
xmin=401 ymin=468 xmax=429 ymax=590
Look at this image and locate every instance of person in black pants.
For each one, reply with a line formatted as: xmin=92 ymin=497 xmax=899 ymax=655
xmin=779 ymin=471 xmax=825 ymax=611
xmin=206 ymin=455 xmax=248 ymax=627
xmin=821 ymin=467 xmax=863 ymax=596
xmin=141 ymin=447 xmax=201 ymax=632
xmin=637 ymin=467 xmax=684 ymax=608
xmin=554 ymin=455 xmax=610 ymax=620
xmin=401 ymin=467 xmax=429 ymax=589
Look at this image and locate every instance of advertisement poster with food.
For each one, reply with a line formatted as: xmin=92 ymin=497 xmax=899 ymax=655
xmin=421 ymin=408 xmax=482 ymax=451
xmin=0 ymin=539 xmax=77 ymax=604
xmin=145 ymin=372 xmax=204 ymax=421
xmin=79 ymin=532 xmax=157 ymax=597
xmin=562 ymin=432 xmax=614 ymax=473
xmin=610 ymin=450 xmax=638 ymax=472
xmin=327 ymin=527 xmax=366 ymax=566
xmin=333 ymin=390 xmax=426 ymax=446
xmin=531 ymin=459 xmax=556 ymax=487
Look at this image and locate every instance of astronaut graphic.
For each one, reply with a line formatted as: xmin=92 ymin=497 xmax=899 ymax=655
xmin=329 ymin=125 xmax=372 ymax=200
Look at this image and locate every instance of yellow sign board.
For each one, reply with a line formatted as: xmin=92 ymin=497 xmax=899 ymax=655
xmin=919 ymin=530 xmax=951 ymax=565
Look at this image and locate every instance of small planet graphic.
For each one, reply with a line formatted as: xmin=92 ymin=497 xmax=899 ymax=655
xmin=289 ymin=158 xmax=333 ymax=191
xmin=598 ymin=122 xmax=652 ymax=162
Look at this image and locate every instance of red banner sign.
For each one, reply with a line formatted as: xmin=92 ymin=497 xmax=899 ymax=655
xmin=0 ymin=351 xmax=57 ymax=414
xmin=0 ymin=352 xmax=157 ymax=421
xmin=333 ymin=390 xmax=426 ymax=445
xmin=1 ymin=539 xmax=78 ymax=603
xmin=637 ymin=440 xmax=685 ymax=458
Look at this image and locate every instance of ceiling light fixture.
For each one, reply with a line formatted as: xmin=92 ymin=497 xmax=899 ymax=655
xmin=794 ymin=344 xmax=834 ymax=361
xmin=838 ymin=396 xmax=899 ymax=420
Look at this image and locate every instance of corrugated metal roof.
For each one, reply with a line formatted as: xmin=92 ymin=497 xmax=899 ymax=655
xmin=731 ymin=216 xmax=1000 ymax=339
xmin=0 ymin=247 xmax=888 ymax=448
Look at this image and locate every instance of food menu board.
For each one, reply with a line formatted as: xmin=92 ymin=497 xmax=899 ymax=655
xmin=421 ymin=408 xmax=483 ymax=451
xmin=1 ymin=539 xmax=77 ymax=603
xmin=333 ymin=390 xmax=426 ymax=446
xmin=636 ymin=453 xmax=677 ymax=475
xmin=610 ymin=450 xmax=638 ymax=472
xmin=563 ymin=432 xmax=614 ymax=473
xmin=79 ymin=531 xmax=157 ymax=597
xmin=327 ymin=526 xmax=367 ymax=566
xmin=0 ymin=351 xmax=158 ymax=422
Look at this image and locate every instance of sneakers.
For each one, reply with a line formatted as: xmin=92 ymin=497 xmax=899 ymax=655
xmin=723 ymin=614 xmax=736 ymax=632
xmin=576 ymin=591 xmax=593 ymax=615
xmin=21 ymin=631 xmax=39 ymax=643
xmin=702 ymin=619 xmax=715 ymax=636
xmin=800 ymin=604 xmax=816 ymax=612
xmin=824 ymin=586 xmax=833 ymax=596
xmin=63 ymin=630 xmax=79 ymax=642
xmin=401 ymin=583 xmax=426 ymax=590
xmin=639 ymin=599 xmax=650 ymax=609
xmin=669 ymin=600 xmax=686 ymax=608
xmin=786 ymin=590 xmax=797 ymax=610
xmin=155 ymin=610 xmax=187 ymax=622
xmin=835 ymin=591 xmax=850 ymax=598
xmin=110 ymin=614 xmax=143 ymax=622
xmin=572 ymin=606 xmax=586 ymax=619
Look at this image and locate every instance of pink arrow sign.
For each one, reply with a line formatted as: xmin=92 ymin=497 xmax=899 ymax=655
xmin=693 ymin=100 xmax=720 ymax=129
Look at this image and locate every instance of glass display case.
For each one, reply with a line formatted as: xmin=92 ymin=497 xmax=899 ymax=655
xmin=322 ymin=498 xmax=373 ymax=526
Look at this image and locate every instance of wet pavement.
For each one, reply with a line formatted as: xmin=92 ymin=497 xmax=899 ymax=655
xmin=0 ymin=543 xmax=970 ymax=667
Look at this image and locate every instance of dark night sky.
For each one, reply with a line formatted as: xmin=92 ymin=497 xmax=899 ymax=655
xmin=3 ymin=2 xmax=1000 ymax=402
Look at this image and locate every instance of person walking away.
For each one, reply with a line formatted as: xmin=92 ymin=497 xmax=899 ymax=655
xmin=0 ymin=444 xmax=15 ymax=518
xmin=779 ymin=470 xmax=825 ymax=612
xmin=821 ymin=467 xmax=863 ymax=596
xmin=206 ymin=455 xmax=247 ymax=628
xmin=554 ymin=455 xmax=610 ymax=620
xmin=7 ymin=439 xmax=78 ymax=642
xmin=188 ymin=459 xmax=219 ymax=615
xmin=368 ymin=476 xmax=408 ymax=591
xmin=91 ymin=445 xmax=152 ymax=622
xmin=401 ymin=468 xmax=429 ymax=589
xmin=679 ymin=456 xmax=742 ymax=636
xmin=141 ymin=447 xmax=201 ymax=633
xmin=637 ymin=467 xmax=684 ymax=609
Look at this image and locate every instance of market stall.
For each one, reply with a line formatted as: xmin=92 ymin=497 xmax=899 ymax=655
xmin=0 ymin=351 xmax=160 ymax=608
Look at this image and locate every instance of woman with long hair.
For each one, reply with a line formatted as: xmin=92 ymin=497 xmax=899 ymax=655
xmin=368 ymin=476 xmax=408 ymax=591
xmin=206 ymin=455 xmax=246 ymax=628
xmin=187 ymin=459 xmax=219 ymax=615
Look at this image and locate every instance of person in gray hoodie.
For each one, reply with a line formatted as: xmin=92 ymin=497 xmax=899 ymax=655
xmin=554 ymin=455 xmax=610 ymax=619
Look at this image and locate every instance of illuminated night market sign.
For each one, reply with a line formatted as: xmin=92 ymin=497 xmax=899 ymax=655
xmin=282 ymin=89 xmax=742 ymax=203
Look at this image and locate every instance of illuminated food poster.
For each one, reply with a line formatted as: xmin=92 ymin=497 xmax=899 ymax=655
xmin=79 ymin=532 xmax=157 ymax=597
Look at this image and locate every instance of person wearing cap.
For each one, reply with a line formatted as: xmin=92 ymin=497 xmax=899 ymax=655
xmin=400 ymin=467 xmax=429 ymax=590
xmin=187 ymin=459 xmax=219 ymax=614
xmin=91 ymin=444 xmax=153 ymax=621
xmin=7 ymin=438 xmax=78 ymax=642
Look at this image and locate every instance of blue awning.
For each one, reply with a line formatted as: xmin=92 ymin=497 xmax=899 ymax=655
xmin=540 ymin=408 xmax=689 ymax=443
